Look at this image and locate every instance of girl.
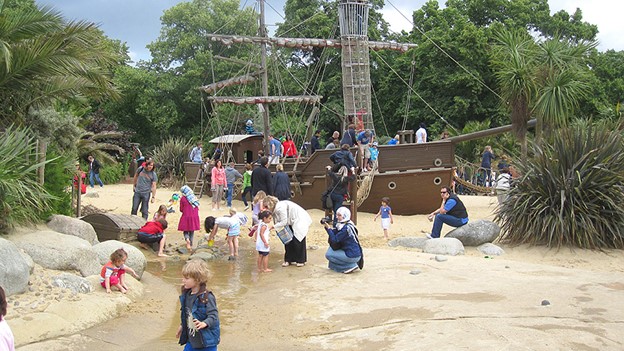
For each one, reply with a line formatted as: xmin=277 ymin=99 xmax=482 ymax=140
xmin=179 ymin=185 xmax=201 ymax=251
xmin=100 ymin=248 xmax=139 ymax=294
xmin=153 ymin=204 xmax=168 ymax=221
xmin=0 ymin=285 xmax=15 ymax=351
xmin=251 ymin=190 xmax=267 ymax=226
xmin=241 ymin=163 xmax=253 ymax=210
xmin=211 ymin=159 xmax=227 ymax=211
xmin=256 ymin=210 xmax=273 ymax=273
xmin=226 ymin=208 xmax=242 ymax=260
xmin=176 ymin=259 xmax=220 ymax=351
xmin=373 ymin=197 xmax=393 ymax=240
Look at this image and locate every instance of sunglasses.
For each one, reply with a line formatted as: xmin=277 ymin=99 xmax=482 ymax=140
xmin=440 ymin=191 xmax=448 ymax=194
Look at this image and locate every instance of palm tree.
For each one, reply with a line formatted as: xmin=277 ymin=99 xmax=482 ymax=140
xmin=490 ymin=27 xmax=596 ymax=155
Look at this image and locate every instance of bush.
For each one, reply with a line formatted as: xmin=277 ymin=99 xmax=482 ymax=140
xmin=152 ymin=137 xmax=193 ymax=186
xmin=41 ymin=149 xmax=73 ymax=218
xmin=99 ymin=156 xmax=129 ymax=184
xmin=495 ymin=122 xmax=624 ymax=249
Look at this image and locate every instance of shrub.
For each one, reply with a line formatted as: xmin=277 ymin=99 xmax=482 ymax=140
xmin=152 ymin=137 xmax=193 ymax=186
xmin=495 ymin=122 xmax=624 ymax=249
xmin=99 ymin=156 xmax=129 ymax=184
xmin=41 ymin=149 xmax=73 ymax=218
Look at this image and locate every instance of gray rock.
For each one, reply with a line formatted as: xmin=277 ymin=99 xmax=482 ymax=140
xmin=445 ymin=220 xmax=500 ymax=246
xmin=541 ymin=300 xmax=551 ymax=306
xmin=47 ymin=214 xmax=99 ymax=245
xmin=84 ymin=192 xmax=99 ymax=198
xmin=477 ymin=243 xmax=505 ymax=256
xmin=388 ymin=237 xmax=428 ymax=250
xmin=19 ymin=249 xmax=35 ymax=274
xmin=0 ymin=238 xmax=31 ymax=295
xmin=190 ymin=251 xmax=215 ymax=261
xmin=409 ymin=270 xmax=422 ymax=275
xmin=434 ymin=255 xmax=448 ymax=262
xmin=11 ymin=230 xmax=101 ymax=277
xmin=51 ymin=273 xmax=92 ymax=294
xmin=92 ymin=240 xmax=146 ymax=278
xmin=177 ymin=247 xmax=189 ymax=255
xmin=422 ymin=237 xmax=465 ymax=256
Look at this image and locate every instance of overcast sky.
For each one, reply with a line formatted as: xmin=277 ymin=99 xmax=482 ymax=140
xmin=36 ymin=0 xmax=624 ymax=63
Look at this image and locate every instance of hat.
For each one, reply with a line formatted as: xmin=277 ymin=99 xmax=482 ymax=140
xmin=372 ymin=142 xmax=378 ymax=146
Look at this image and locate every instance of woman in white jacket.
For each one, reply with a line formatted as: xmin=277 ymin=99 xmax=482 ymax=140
xmin=263 ymin=196 xmax=312 ymax=267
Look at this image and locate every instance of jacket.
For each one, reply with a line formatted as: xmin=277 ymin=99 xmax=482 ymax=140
xmin=272 ymin=171 xmax=291 ymax=201
xmin=138 ymin=221 xmax=164 ymax=235
xmin=224 ymin=166 xmax=242 ymax=184
xmin=178 ymin=289 xmax=220 ymax=347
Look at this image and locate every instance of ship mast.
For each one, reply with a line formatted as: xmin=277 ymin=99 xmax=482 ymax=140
xmin=259 ymin=0 xmax=271 ymax=155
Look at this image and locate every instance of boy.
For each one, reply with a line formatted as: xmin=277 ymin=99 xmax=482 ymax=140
xmin=373 ymin=197 xmax=393 ymax=240
xmin=137 ymin=218 xmax=169 ymax=257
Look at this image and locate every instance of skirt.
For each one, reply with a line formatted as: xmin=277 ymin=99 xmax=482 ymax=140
xmin=284 ymin=227 xmax=306 ymax=264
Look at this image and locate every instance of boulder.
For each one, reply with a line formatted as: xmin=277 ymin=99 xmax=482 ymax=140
xmin=0 ymin=238 xmax=31 ymax=295
xmin=190 ymin=251 xmax=216 ymax=261
xmin=47 ymin=215 xmax=99 ymax=245
xmin=388 ymin=237 xmax=428 ymax=250
xmin=19 ymin=249 xmax=35 ymax=274
xmin=445 ymin=220 xmax=500 ymax=246
xmin=422 ymin=237 xmax=465 ymax=256
xmin=92 ymin=240 xmax=146 ymax=278
xmin=477 ymin=243 xmax=505 ymax=256
xmin=51 ymin=273 xmax=92 ymax=294
xmin=11 ymin=231 xmax=100 ymax=277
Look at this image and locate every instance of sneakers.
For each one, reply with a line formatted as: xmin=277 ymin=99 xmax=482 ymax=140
xmin=343 ymin=266 xmax=358 ymax=274
xmin=296 ymin=263 xmax=305 ymax=267
xmin=244 ymin=205 xmax=250 ymax=211
xmin=426 ymin=233 xmax=433 ymax=239
xmin=281 ymin=262 xmax=290 ymax=267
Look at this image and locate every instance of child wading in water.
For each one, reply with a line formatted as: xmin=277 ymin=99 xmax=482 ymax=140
xmin=373 ymin=197 xmax=394 ymax=240
xmin=176 ymin=259 xmax=220 ymax=351
xmin=100 ymin=248 xmax=139 ymax=294
xmin=153 ymin=204 xmax=168 ymax=221
xmin=226 ymin=208 xmax=242 ymax=260
xmin=179 ymin=185 xmax=201 ymax=251
xmin=256 ymin=210 xmax=273 ymax=273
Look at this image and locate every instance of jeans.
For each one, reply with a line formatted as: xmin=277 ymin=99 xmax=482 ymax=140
xmin=330 ymin=192 xmax=345 ymax=226
xmin=431 ymin=213 xmax=467 ymax=238
xmin=89 ymin=171 xmax=104 ymax=187
xmin=226 ymin=182 xmax=234 ymax=207
xmin=131 ymin=191 xmax=151 ymax=220
xmin=325 ymin=247 xmax=360 ymax=273
xmin=241 ymin=186 xmax=252 ymax=206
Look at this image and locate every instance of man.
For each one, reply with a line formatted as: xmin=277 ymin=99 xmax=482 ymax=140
xmin=426 ymin=186 xmax=468 ymax=239
xmin=327 ymin=130 xmax=340 ymax=146
xmin=224 ymin=162 xmax=243 ymax=207
xmin=268 ymin=135 xmax=283 ymax=165
xmin=387 ymin=135 xmax=399 ymax=145
xmin=416 ymin=122 xmax=427 ymax=143
xmin=310 ymin=130 xmax=321 ymax=154
xmin=356 ymin=129 xmax=373 ymax=172
xmin=132 ymin=160 xmax=158 ymax=220
xmin=87 ymin=155 xmax=104 ymax=188
xmin=340 ymin=124 xmax=357 ymax=147
xmin=251 ymin=156 xmax=273 ymax=196
xmin=189 ymin=142 xmax=203 ymax=163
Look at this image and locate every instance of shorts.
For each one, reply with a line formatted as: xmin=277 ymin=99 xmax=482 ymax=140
xmin=137 ymin=232 xmax=163 ymax=243
xmin=257 ymin=251 xmax=269 ymax=256
xmin=100 ymin=271 xmax=125 ymax=288
xmin=270 ymin=155 xmax=280 ymax=164
xmin=360 ymin=145 xmax=371 ymax=158
xmin=381 ymin=218 xmax=391 ymax=230
xmin=228 ymin=231 xmax=240 ymax=237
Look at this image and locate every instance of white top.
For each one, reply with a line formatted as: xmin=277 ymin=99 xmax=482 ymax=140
xmin=416 ymin=127 xmax=427 ymax=143
xmin=272 ymin=200 xmax=312 ymax=242
xmin=0 ymin=319 xmax=15 ymax=351
xmin=495 ymin=173 xmax=511 ymax=191
xmin=255 ymin=221 xmax=270 ymax=252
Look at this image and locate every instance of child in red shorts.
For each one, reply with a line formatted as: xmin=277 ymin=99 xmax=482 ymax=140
xmin=100 ymin=248 xmax=138 ymax=294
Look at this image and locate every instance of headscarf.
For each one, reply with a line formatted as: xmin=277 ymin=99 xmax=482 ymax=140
xmin=336 ymin=206 xmax=353 ymax=230
xmin=180 ymin=185 xmax=200 ymax=207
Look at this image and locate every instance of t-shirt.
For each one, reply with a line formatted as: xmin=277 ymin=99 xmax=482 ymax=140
xmin=0 ymin=319 xmax=15 ymax=351
xmin=369 ymin=147 xmax=379 ymax=161
xmin=189 ymin=146 xmax=202 ymax=163
xmin=255 ymin=221 xmax=270 ymax=252
xmin=416 ymin=128 xmax=427 ymax=143
xmin=387 ymin=139 xmax=398 ymax=145
xmin=100 ymin=261 xmax=125 ymax=282
xmin=135 ymin=168 xmax=157 ymax=194
xmin=270 ymin=139 xmax=282 ymax=156
xmin=380 ymin=205 xmax=391 ymax=219
xmin=357 ymin=131 xmax=372 ymax=145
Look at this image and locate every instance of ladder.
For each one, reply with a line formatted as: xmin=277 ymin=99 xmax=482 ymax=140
xmin=193 ymin=165 xmax=207 ymax=198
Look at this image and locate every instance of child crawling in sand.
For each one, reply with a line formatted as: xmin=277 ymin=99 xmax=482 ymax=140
xmin=100 ymin=248 xmax=139 ymax=294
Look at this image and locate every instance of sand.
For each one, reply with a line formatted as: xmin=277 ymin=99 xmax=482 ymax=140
xmin=9 ymin=184 xmax=624 ymax=350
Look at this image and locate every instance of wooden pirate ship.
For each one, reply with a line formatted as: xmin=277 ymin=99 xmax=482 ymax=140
xmin=185 ymin=0 xmax=504 ymax=215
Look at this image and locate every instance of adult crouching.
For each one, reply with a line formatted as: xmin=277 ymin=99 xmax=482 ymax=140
xmin=323 ymin=207 xmax=362 ymax=274
xmin=262 ymin=196 xmax=312 ymax=267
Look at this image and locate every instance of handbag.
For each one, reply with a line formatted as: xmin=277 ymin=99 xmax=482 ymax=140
xmin=276 ymin=225 xmax=294 ymax=245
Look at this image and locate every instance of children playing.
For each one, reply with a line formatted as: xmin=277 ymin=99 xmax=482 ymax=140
xmin=179 ymin=185 xmax=201 ymax=252
xmin=176 ymin=259 xmax=221 ymax=350
xmin=137 ymin=218 xmax=169 ymax=257
xmin=153 ymin=204 xmax=168 ymax=221
xmin=100 ymin=248 xmax=139 ymax=294
xmin=256 ymin=210 xmax=273 ymax=273
xmin=204 ymin=214 xmax=240 ymax=260
xmin=225 ymin=208 xmax=242 ymax=260
xmin=373 ymin=197 xmax=394 ymax=240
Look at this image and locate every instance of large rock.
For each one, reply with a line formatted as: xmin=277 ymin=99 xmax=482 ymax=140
xmin=51 ymin=273 xmax=93 ymax=294
xmin=445 ymin=220 xmax=500 ymax=246
xmin=11 ymin=231 xmax=100 ymax=277
xmin=422 ymin=237 xmax=465 ymax=256
xmin=47 ymin=215 xmax=99 ymax=245
xmin=388 ymin=237 xmax=428 ymax=250
xmin=0 ymin=238 xmax=31 ymax=295
xmin=92 ymin=240 xmax=146 ymax=278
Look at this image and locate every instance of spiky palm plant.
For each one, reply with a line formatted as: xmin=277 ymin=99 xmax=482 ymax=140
xmin=0 ymin=125 xmax=55 ymax=232
xmin=152 ymin=137 xmax=194 ymax=186
xmin=495 ymin=121 xmax=624 ymax=249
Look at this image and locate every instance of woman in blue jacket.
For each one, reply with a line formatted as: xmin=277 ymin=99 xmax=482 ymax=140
xmin=323 ymin=207 xmax=363 ymax=274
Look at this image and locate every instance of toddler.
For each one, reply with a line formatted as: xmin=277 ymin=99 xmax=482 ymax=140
xmin=373 ymin=197 xmax=394 ymax=240
xmin=176 ymin=259 xmax=220 ymax=350
xmin=256 ymin=210 xmax=273 ymax=273
xmin=100 ymin=248 xmax=138 ymax=294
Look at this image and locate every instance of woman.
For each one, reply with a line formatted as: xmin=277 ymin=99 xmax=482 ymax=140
xmin=323 ymin=207 xmax=362 ymax=274
xmin=211 ymin=159 xmax=227 ymax=210
xmin=326 ymin=164 xmax=355 ymax=225
xmin=272 ymin=164 xmax=291 ymax=201
xmin=282 ymin=135 xmax=297 ymax=158
xmin=262 ymin=196 xmax=312 ymax=267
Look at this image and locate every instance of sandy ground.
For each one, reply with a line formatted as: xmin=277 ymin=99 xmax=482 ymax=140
xmin=10 ymin=183 xmax=624 ymax=350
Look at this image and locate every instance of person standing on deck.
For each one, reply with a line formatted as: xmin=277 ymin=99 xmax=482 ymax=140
xmin=268 ymin=135 xmax=283 ymax=165
xmin=416 ymin=123 xmax=427 ymax=143
xmin=310 ymin=130 xmax=321 ymax=154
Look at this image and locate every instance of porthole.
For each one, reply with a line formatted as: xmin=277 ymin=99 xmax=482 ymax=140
xmin=434 ymin=158 xmax=443 ymax=167
xmin=433 ymin=177 xmax=442 ymax=185
xmin=388 ymin=181 xmax=396 ymax=190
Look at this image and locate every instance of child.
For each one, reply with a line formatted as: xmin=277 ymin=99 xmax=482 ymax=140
xmin=256 ymin=210 xmax=273 ymax=273
xmin=373 ymin=197 xmax=393 ymax=240
xmin=137 ymin=218 xmax=169 ymax=257
xmin=251 ymin=190 xmax=267 ymax=226
xmin=0 ymin=285 xmax=15 ymax=351
xmin=153 ymin=204 xmax=168 ymax=221
xmin=368 ymin=142 xmax=379 ymax=170
xmin=226 ymin=208 xmax=242 ymax=260
xmin=176 ymin=259 xmax=220 ymax=351
xmin=179 ymin=185 xmax=201 ymax=252
xmin=100 ymin=248 xmax=138 ymax=294
xmin=241 ymin=163 xmax=253 ymax=210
